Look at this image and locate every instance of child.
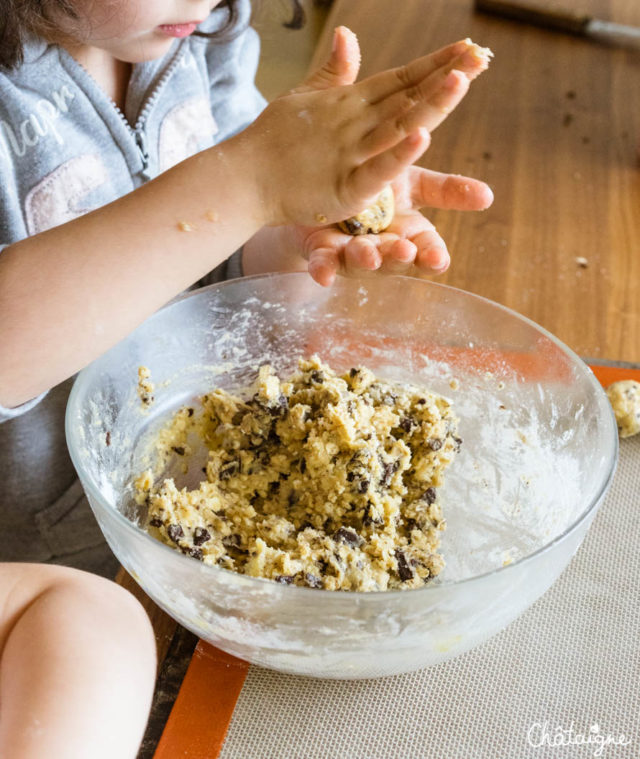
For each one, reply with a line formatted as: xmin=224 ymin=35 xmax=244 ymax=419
xmin=0 ymin=0 xmax=493 ymax=755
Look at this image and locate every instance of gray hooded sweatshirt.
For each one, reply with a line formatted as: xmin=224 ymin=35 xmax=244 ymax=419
xmin=0 ymin=0 xmax=266 ymax=576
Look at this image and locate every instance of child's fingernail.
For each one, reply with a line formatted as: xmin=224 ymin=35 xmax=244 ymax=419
xmin=431 ymin=249 xmax=449 ymax=270
xmin=332 ymin=27 xmax=340 ymax=54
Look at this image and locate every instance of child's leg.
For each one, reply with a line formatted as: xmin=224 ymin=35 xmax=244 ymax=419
xmin=0 ymin=563 xmax=156 ymax=759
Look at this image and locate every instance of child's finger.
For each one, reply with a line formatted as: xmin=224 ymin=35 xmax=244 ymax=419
xmin=308 ymin=248 xmax=340 ymax=287
xmin=359 ymin=70 xmax=469 ymax=158
xmin=344 ymin=236 xmax=382 ymax=275
xmin=409 ymin=166 xmax=494 ymax=210
xmin=412 ymin=229 xmax=451 ymax=272
xmin=380 ymin=238 xmax=418 ymax=274
xmin=362 ymin=39 xmax=492 ymax=105
xmin=350 ymin=129 xmax=430 ymax=201
xmin=293 ymin=26 xmax=360 ymax=93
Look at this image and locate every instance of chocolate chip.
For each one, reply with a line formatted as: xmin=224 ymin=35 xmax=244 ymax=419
xmin=105 ymin=431 xmax=111 ymax=446
xmin=357 ymin=478 xmax=369 ymax=494
xmin=187 ymin=407 xmax=194 ymax=416
xmin=349 ymin=367 xmax=358 ymax=378
xmin=149 ymin=517 xmax=163 ymax=528
xmin=310 ymin=370 xmax=324 ymax=384
xmin=416 ymin=398 xmax=426 ymax=405
xmin=399 ymin=416 xmax=416 ymax=433
xmin=427 ymin=438 xmax=443 ymax=451
xmin=304 ymin=573 xmax=323 ymax=589
xmin=167 ymin=524 xmax=184 ymax=543
xmin=172 ymin=446 xmax=185 ymax=456
xmin=395 ymin=549 xmax=414 ymax=582
xmin=342 ymin=218 xmax=364 ymax=235
xmin=346 ymin=471 xmax=355 ymax=482
xmin=267 ymin=394 xmax=289 ymax=417
xmin=268 ymin=428 xmax=280 ymax=445
xmin=222 ymin=533 xmax=242 ymax=548
xmin=363 ymin=504 xmax=383 ymax=527
xmin=219 ymin=459 xmax=240 ymax=480
xmin=334 ymin=527 xmax=362 ymax=547
xmin=423 ymin=487 xmax=437 ymax=504
xmin=288 ymin=491 xmax=299 ymax=506
xmin=231 ymin=411 xmax=245 ymax=425
xmin=380 ymin=460 xmax=400 ymax=488
xmin=275 ymin=574 xmax=295 ymax=584
xmin=190 ymin=548 xmax=203 ymax=561
xmin=269 ymin=480 xmax=280 ymax=494
xmin=299 ymin=457 xmax=306 ymax=474
xmin=193 ymin=527 xmax=211 ymax=546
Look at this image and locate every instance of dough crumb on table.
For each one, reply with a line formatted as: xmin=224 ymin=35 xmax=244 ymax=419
xmin=135 ymin=356 xmax=462 ymax=591
xmin=606 ymin=379 xmax=640 ymax=438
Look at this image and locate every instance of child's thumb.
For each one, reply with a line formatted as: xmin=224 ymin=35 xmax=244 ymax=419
xmin=292 ymin=26 xmax=361 ymax=93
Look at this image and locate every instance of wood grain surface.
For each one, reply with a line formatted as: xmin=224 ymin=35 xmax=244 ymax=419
xmin=312 ymin=0 xmax=640 ymax=362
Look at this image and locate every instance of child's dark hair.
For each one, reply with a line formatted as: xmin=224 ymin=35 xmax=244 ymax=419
xmin=0 ymin=0 xmax=304 ymax=70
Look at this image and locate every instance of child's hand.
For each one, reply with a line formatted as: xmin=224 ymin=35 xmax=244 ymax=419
xmin=243 ymin=27 xmax=492 ymax=229
xmin=294 ymin=166 xmax=493 ymax=286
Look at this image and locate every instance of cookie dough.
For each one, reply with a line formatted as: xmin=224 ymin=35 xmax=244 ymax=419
xmin=338 ymin=186 xmax=394 ymax=235
xmin=606 ymin=379 xmax=640 ymax=438
xmin=137 ymin=366 xmax=155 ymax=407
xmin=135 ymin=356 xmax=461 ymax=591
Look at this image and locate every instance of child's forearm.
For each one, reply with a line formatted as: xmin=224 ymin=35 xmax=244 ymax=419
xmin=242 ymin=226 xmax=308 ymax=277
xmin=0 ymin=138 xmax=265 ymax=408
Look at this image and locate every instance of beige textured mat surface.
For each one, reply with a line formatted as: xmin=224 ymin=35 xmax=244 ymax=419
xmin=220 ymin=436 xmax=639 ymax=759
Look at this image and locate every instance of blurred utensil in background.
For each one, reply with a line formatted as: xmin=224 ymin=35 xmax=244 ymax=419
xmin=474 ymin=0 xmax=640 ymax=49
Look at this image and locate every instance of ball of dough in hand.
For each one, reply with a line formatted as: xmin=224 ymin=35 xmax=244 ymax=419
xmin=338 ymin=186 xmax=395 ymax=235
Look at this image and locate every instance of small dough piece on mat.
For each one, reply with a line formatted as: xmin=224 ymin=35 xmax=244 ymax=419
xmin=606 ymin=379 xmax=640 ymax=438
xmin=338 ymin=186 xmax=394 ymax=235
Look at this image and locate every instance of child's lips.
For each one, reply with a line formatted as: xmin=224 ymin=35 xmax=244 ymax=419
xmin=157 ymin=22 xmax=200 ymax=38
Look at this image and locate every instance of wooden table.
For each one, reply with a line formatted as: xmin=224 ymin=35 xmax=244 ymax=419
xmin=121 ymin=1 xmax=640 ymax=753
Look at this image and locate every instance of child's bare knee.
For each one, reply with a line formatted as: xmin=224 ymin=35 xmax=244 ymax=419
xmin=52 ymin=573 xmax=156 ymax=654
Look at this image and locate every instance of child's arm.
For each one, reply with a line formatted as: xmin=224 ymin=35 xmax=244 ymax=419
xmin=0 ymin=32 xmax=489 ymax=408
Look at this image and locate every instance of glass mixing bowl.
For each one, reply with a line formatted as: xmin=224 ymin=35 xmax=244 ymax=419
xmin=66 ymin=273 xmax=618 ymax=678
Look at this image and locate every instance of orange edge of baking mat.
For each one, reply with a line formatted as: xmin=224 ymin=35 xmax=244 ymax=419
xmin=152 ymin=363 xmax=640 ymax=759
xmin=152 ymin=640 xmax=249 ymax=759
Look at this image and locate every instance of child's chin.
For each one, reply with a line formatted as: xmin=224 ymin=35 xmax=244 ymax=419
xmin=112 ymin=36 xmax=175 ymax=64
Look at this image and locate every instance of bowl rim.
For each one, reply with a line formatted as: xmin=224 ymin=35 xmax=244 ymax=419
xmin=66 ymin=272 xmax=619 ymax=600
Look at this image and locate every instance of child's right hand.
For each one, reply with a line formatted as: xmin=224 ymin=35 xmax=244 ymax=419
xmin=241 ymin=27 xmax=491 ymax=230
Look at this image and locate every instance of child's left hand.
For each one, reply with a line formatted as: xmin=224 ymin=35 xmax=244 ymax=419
xmin=290 ymin=166 xmax=492 ymax=286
